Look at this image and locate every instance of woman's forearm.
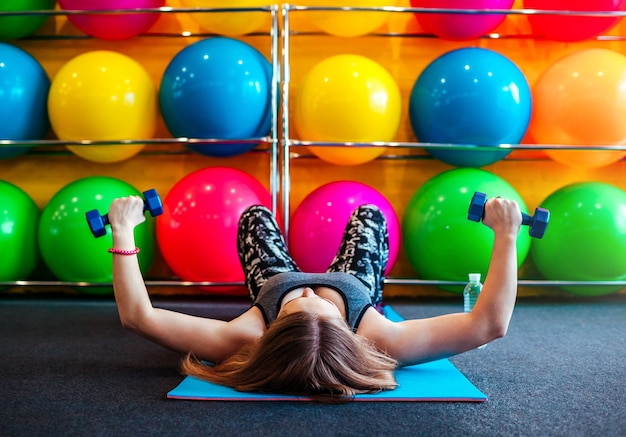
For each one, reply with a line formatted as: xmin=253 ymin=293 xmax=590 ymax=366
xmin=472 ymin=232 xmax=519 ymax=340
xmin=111 ymin=227 xmax=154 ymax=331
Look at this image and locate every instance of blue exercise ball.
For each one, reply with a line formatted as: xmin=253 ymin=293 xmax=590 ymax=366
xmin=0 ymin=43 xmax=50 ymax=159
xmin=159 ymin=37 xmax=272 ymax=158
xmin=409 ymin=47 xmax=532 ymax=168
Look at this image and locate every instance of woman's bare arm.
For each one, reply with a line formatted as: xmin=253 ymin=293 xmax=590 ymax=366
xmin=108 ymin=196 xmax=263 ymax=362
xmin=359 ymin=197 xmax=522 ymax=365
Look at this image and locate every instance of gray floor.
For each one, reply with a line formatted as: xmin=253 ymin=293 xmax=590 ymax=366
xmin=1 ymin=295 xmax=624 ymax=436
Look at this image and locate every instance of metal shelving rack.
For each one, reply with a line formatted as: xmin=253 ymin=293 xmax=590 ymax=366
xmin=2 ymin=5 xmax=626 ymax=294
xmin=0 ymin=5 xmax=281 ymax=292
xmin=279 ymin=4 xmax=626 ymax=294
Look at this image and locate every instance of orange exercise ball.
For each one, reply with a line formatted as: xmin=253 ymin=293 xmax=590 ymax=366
xmin=180 ymin=0 xmax=270 ymax=36
xmin=304 ymin=0 xmax=398 ymax=37
xmin=529 ymin=49 xmax=626 ymax=168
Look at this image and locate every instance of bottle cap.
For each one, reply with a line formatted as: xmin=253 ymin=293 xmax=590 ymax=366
xmin=468 ymin=273 xmax=481 ymax=282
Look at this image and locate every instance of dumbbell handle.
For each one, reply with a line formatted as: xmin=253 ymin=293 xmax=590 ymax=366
xmin=98 ymin=200 xmax=152 ymax=228
xmin=86 ymin=189 xmax=162 ymax=238
xmin=468 ymin=192 xmax=550 ymax=239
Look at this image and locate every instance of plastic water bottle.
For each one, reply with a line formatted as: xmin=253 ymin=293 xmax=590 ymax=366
xmin=464 ymin=273 xmax=487 ymax=349
xmin=463 ymin=273 xmax=482 ymax=314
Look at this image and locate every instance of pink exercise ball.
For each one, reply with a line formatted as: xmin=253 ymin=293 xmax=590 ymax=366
xmin=156 ymin=167 xmax=272 ymax=295
xmin=410 ymin=0 xmax=514 ymax=41
xmin=289 ymin=181 xmax=400 ymax=275
xmin=58 ymin=0 xmax=165 ymax=40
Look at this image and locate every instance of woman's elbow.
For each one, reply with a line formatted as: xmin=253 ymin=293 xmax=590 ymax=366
xmin=119 ymin=315 xmax=139 ymax=332
xmin=488 ymin=319 xmax=509 ymax=341
xmin=118 ymin=310 xmax=148 ymax=334
xmin=470 ymin=310 xmax=510 ymax=343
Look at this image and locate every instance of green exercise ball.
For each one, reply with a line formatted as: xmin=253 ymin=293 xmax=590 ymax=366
xmin=0 ymin=181 xmax=40 ymax=283
xmin=530 ymin=182 xmax=626 ymax=296
xmin=402 ymin=167 xmax=531 ymax=293
xmin=38 ymin=176 xmax=155 ymax=294
xmin=0 ymin=1 xmax=56 ymax=40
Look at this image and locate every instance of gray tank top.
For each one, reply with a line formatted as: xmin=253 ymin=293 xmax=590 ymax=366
xmin=253 ymin=272 xmax=373 ymax=332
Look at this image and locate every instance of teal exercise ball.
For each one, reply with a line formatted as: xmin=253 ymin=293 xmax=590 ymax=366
xmin=38 ymin=177 xmax=155 ymax=294
xmin=159 ymin=37 xmax=272 ymax=158
xmin=409 ymin=47 xmax=531 ymax=168
xmin=402 ymin=168 xmax=531 ymax=292
xmin=0 ymin=181 xmax=40 ymax=283
xmin=530 ymin=182 xmax=626 ymax=296
xmin=0 ymin=43 xmax=50 ymax=159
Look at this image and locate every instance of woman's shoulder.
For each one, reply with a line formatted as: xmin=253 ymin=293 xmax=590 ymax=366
xmin=227 ymin=305 xmax=267 ymax=343
xmin=355 ymin=306 xmax=399 ymax=345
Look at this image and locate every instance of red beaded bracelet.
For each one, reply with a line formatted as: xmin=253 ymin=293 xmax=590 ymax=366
xmin=108 ymin=247 xmax=140 ymax=256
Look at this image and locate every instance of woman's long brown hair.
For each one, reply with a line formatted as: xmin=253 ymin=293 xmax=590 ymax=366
xmin=181 ymin=311 xmax=398 ymax=403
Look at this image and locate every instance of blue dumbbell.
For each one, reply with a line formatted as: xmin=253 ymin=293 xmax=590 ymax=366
xmin=467 ymin=192 xmax=550 ymax=239
xmin=85 ymin=188 xmax=163 ymax=238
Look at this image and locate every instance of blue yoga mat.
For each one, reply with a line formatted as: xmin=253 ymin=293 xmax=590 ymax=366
xmin=167 ymin=306 xmax=487 ymax=402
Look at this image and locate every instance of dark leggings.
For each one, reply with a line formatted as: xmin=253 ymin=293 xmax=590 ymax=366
xmin=237 ymin=204 xmax=389 ymax=307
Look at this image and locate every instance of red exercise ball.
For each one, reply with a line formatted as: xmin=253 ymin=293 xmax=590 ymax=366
xmin=523 ymin=0 xmax=626 ymax=42
xmin=156 ymin=167 xmax=272 ymax=295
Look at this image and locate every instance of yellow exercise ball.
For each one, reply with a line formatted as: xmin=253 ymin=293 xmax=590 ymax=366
xmin=293 ymin=54 xmax=402 ymax=166
xmin=180 ymin=0 xmax=270 ymax=36
xmin=48 ymin=50 xmax=157 ymax=164
xmin=305 ymin=0 xmax=398 ymax=37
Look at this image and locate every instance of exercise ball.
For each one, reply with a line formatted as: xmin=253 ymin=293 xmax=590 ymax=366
xmin=293 ymin=54 xmax=402 ymax=166
xmin=156 ymin=167 xmax=272 ymax=294
xmin=530 ymin=182 xmax=626 ymax=296
xmin=402 ymin=168 xmax=531 ymax=293
xmin=305 ymin=0 xmax=398 ymax=37
xmin=48 ymin=50 xmax=157 ymax=163
xmin=58 ymin=0 xmax=165 ymax=40
xmin=159 ymin=37 xmax=272 ymax=158
xmin=0 ymin=181 xmax=39 ymax=283
xmin=530 ymin=49 xmax=626 ymax=168
xmin=0 ymin=0 xmax=56 ymax=40
xmin=180 ymin=0 xmax=270 ymax=36
xmin=524 ymin=0 xmax=626 ymax=42
xmin=410 ymin=0 xmax=514 ymax=41
xmin=409 ymin=47 xmax=532 ymax=167
xmin=0 ymin=43 xmax=50 ymax=159
xmin=288 ymin=180 xmax=400 ymax=274
xmin=38 ymin=177 xmax=156 ymax=293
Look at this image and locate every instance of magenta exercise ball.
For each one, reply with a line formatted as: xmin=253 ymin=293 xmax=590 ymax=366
xmin=402 ymin=168 xmax=531 ymax=292
xmin=530 ymin=182 xmax=626 ymax=296
xmin=58 ymin=0 xmax=166 ymax=40
xmin=156 ymin=167 xmax=272 ymax=295
xmin=0 ymin=181 xmax=40 ymax=283
xmin=288 ymin=180 xmax=400 ymax=275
